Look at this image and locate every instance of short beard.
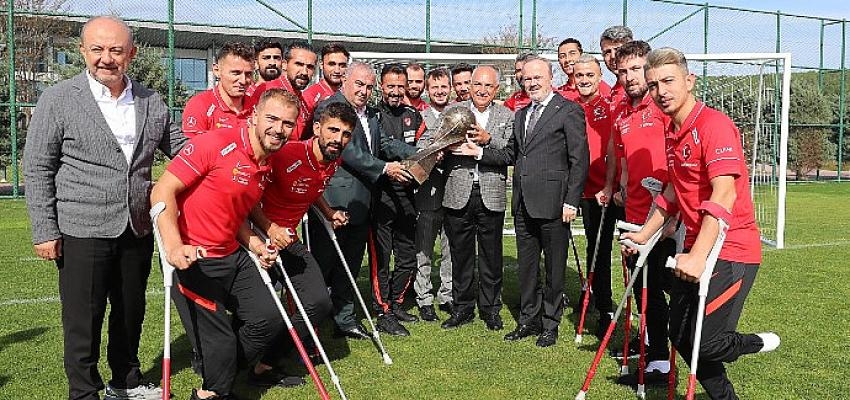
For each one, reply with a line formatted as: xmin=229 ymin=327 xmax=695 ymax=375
xmin=321 ymin=143 xmax=341 ymax=161
xmin=259 ymin=68 xmax=281 ymax=81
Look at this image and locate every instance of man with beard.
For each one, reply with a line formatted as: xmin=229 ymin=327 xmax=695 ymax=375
xmin=303 ymin=43 xmax=349 ymax=115
xmin=455 ymin=56 xmax=588 ymax=347
xmin=571 ymin=54 xmax=617 ymax=338
xmin=413 ymin=67 xmax=454 ymax=321
xmin=252 ymin=41 xmax=317 ymax=140
xmin=369 ymin=63 xmax=426 ymax=336
xmin=504 ymin=53 xmax=534 ymax=112
xmin=451 ymin=63 xmax=474 ymax=102
xmin=254 ymin=40 xmax=284 ymax=85
xmin=404 ymin=63 xmax=429 ymax=111
xmin=440 ymin=65 xmax=514 ymax=332
xmin=245 ymin=102 xmax=357 ymax=385
xmin=600 ymin=25 xmax=634 ymax=109
xmin=603 ymin=41 xmax=674 ymax=386
xmin=306 ymin=62 xmax=416 ymax=341
xmin=182 ymin=42 xmax=255 ymax=138
xmin=150 ymin=88 xmax=300 ymax=399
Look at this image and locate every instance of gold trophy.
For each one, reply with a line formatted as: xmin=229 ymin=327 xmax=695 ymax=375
xmin=401 ymin=107 xmax=476 ymax=184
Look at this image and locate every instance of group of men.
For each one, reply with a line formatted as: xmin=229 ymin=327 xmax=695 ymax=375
xmin=23 ymin=14 xmax=777 ymax=400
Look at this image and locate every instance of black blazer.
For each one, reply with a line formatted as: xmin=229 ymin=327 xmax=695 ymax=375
xmin=480 ymin=93 xmax=589 ymax=220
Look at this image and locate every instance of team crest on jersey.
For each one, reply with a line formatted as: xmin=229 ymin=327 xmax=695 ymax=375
xmin=682 ymin=144 xmax=692 ymax=160
xmin=593 ymin=106 xmax=607 ymax=122
xmin=403 ymin=116 xmax=412 ymax=126
xmin=232 ymin=160 xmax=252 ymax=185
xmin=640 ymin=109 xmax=655 ymax=128
xmin=286 ymin=160 xmax=302 ymax=173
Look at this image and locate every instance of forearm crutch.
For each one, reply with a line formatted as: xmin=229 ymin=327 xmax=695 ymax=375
xmin=149 ymin=202 xmax=174 ymax=400
xmin=243 ymin=247 xmax=332 ymax=400
xmin=575 ymin=218 xmax=672 ymax=400
xmin=576 ymin=205 xmax=608 ymax=344
xmin=315 ymin=209 xmax=393 ymax=365
xmin=665 ymin=220 xmax=728 ymax=400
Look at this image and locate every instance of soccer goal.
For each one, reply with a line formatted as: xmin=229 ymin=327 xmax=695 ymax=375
xmin=350 ymin=52 xmax=790 ymax=249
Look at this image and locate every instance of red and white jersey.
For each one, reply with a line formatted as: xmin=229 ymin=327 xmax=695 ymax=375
xmin=168 ymin=127 xmax=271 ymax=258
xmin=406 ymin=97 xmax=430 ymax=112
xmin=503 ymin=90 xmax=531 ymax=112
xmin=182 ymin=86 xmax=252 ymax=138
xmin=303 ymin=80 xmax=337 ymax=115
xmin=578 ymin=94 xmax=614 ymax=199
xmin=612 ymin=95 xmax=670 ymax=224
xmin=607 ymin=81 xmax=626 ymax=114
xmin=261 ymin=138 xmax=341 ymax=231
xmin=665 ymin=101 xmax=761 ymax=264
xmin=251 ymin=77 xmax=310 ymax=140
xmin=556 ymin=83 xmax=581 ymax=102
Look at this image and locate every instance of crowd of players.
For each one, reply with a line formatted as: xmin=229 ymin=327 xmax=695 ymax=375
xmin=23 ymin=15 xmax=779 ymax=400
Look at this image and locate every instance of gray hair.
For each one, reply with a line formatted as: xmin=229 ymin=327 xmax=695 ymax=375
xmin=345 ymin=61 xmax=375 ymax=79
xmin=81 ymin=15 xmax=134 ymax=44
xmin=516 ymin=52 xmax=536 ymax=63
xmin=600 ymin=25 xmax=633 ymax=44
xmin=473 ymin=64 xmax=502 ymax=83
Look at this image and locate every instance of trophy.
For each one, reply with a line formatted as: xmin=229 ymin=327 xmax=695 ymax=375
xmin=401 ymin=107 xmax=476 ymax=184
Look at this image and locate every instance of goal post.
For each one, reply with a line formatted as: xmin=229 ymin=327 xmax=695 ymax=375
xmin=350 ymin=52 xmax=790 ymax=248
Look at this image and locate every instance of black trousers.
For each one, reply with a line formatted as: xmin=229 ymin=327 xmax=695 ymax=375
xmin=669 ymin=259 xmax=762 ymax=400
xmin=444 ymin=184 xmax=505 ymax=317
xmin=308 ymin=209 xmax=370 ymax=331
xmin=175 ymin=249 xmax=283 ymax=396
xmin=579 ymin=199 xmax=622 ymax=314
xmin=58 ymin=228 xmax=153 ymax=400
xmin=514 ymin=198 xmax=570 ymax=331
xmin=369 ymin=190 xmax=418 ymax=314
xmin=626 ymin=237 xmax=675 ymax=361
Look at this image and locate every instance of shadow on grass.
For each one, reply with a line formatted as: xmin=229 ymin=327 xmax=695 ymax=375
xmin=0 ymin=327 xmax=48 ymax=389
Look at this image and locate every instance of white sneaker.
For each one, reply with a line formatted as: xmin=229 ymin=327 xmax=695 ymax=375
xmin=756 ymin=332 xmax=781 ymax=353
xmin=104 ymin=383 xmax=163 ymax=400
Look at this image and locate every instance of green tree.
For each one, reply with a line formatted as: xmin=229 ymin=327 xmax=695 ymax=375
xmin=789 ymin=80 xmax=835 ymax=179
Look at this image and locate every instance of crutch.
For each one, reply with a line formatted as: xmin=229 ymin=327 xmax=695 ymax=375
xmin=302 ymin=213 xmax=311 ymax=252
xmin=149 ymin=202 xmax=173 ymax=400
xmin=314 ymin=207 xmax=393 ymax=365
xmin=255 ymin=228 xmax=349 ymax=400
xmin=665 ymin=220 xmax=728 ymax=400
xmin=242 ymin=246 xmax=332 ymax=400
xmin=575 ymin=218 xmax=672 ymax=400
xmin=576 ymin=205 xmax=608 ymax=344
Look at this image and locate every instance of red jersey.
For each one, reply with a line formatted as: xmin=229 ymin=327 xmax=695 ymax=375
xmin=406 ymin=97 xmax=430 ymax=112
xmin=612 ymin=95 xmax=670 ymax=224
xmin=665 ymin=101 xmax=761 ymax=264
xmin=556 ymin=83 xmax=581 ymax=102
xmin=504 ymin=90 xmax=530 ymax=111
xmin=168 ymin=127 xmax=271 ymax=258
xmin=578 ymin=94 xmax=614 ymax=199
xmin=303 ymin=80 xmax=337 ymax=115
xmin=261 ymin=138 xmax=341 ymax=231
xmin=252 ymin=77 xmax=310 ymax=140
xmin=607 ymin=81 xmax=626 ymax=113
xmin=182 ymin=86 xmax=252 ymax=138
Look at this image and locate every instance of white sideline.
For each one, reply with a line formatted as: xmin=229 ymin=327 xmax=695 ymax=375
xmin=0 ymin=288 xmax=164 ymax=307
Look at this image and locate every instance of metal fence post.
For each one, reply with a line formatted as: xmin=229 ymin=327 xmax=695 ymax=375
xmin=167 ymin=0 xmax=175 ymax=114
xmin=623 ymin=0 xmax=628 ymax=26
xmin=531 ymin=0 xmax=537 ymax=51
xmin=307 ymin=0 xmax=313 ymax=45
xmin=819 ymin=20 xmax=825 ymax=93
xmin=839 ymin=19 xmax=846 ymax=181
xmin=701 ymin=3 xmax=708 ymax=98
xmin=518 ymin=0 xmax=523 ymax=50
xmin=425 ymin=0 xmax=430 ymax=53
xmin=7 ymin=0 xmax=18 ymax=197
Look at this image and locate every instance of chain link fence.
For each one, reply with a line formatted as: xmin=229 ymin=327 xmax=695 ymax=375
xmin=1 ymin=0 xmax=848 ymax=197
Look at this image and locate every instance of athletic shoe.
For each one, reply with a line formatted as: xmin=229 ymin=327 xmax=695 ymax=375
xmin=419 ymin=305 xmax=439 ymax=322
xmin=438 ymin=302 xmax=454 ymax=315
xmin=246 ymin=369 xmax=306 ymax=388
xmin=757 ymin=332 xmax=781 ymax=353
xmin=376 ymin=314 xmax=410 ymax=336
xmin=392 ymin=306 xmax=420 ymax=323
xmin=104 ymin=383 xmax=163 ymax=400
xmin=609 ymin=338 xmax=641 ymax=359
xmin=616 ymin=369 xmax=669 ymax=387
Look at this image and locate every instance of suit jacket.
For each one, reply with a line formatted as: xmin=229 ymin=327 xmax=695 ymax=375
xmin=479 ymin=93 xmax=589 ymax=219
xmin=314 ymin=92 xmax=416 ymax=225
xmin=24 ymin=72 xmax=186 ymax=244
xmin=442 ymin=101 xmax=514 ymax=212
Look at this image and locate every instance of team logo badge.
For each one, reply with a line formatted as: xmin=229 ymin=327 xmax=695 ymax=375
xmin=682 ymin=144 xmax=692 ymax=160
xmin=403 ymin=116 xmax=412 ymax=126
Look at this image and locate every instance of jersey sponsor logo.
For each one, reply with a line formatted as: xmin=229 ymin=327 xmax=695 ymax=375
xmin=206 ymin=104 xmax=216 ymax=117
xmin=291 ymin=177 xmax=311 ymax=194
xmin=185 ymin=116 xmax=197 ymax=128
xmin=216 ymin=117 xmax=233 ymax=130
xmin=182 ymin=144 xmax=194 ymax=156
xmin=220 ymin=142 xmax=237 ymax=156
xmin=232 ymin=160 xmax=252 ymax=185
xmin=715 ymin=146 xmax=733 ymax=155
xmin=640 ymin=109 xmax=655 ymax=128
xmin=286 ymin=160 xmax=302 ymax=173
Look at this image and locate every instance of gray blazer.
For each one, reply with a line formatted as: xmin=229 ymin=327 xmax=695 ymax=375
xmin=441 ymin=101 xmax=514 ymax=212
xmin=24 ymin=72 xmax=186 ymax=244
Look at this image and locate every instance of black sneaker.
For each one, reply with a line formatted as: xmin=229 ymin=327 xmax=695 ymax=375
xmin=419 ymin=305 xmax=439 ymax=322
xmin=392 ymin=306 xmax=420 ymax=323
xmin=615 ymin=369 xmax=670 ymax=387
xmin=438 ymin=302 xmax=454 ymax=315
xmin=246 ymin=370 xmax=306 ymax=388
xmin=376 ymin=314 xmax=410 ymax=336
xmin=609 ymin=338 xmax=641 ymax=359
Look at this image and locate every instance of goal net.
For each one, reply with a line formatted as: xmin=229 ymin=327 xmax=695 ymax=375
xmin=350 ymin=52 xmax=790 ymax=248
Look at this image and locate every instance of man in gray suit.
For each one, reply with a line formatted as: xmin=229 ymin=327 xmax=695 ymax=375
xmin=441 ymin=65 xmax=515 ymax=331
xmin=413 ymin=67 xmax=454 ymax=322
xmin=23 ymin=16 xmax=185 ymax=400
xmin=457 ymin=57 xmax=589 ymax=347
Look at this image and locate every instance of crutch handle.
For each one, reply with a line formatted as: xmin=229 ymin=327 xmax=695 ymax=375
xmin=616 ymin=220 xmax=643 ymax=233
xmin=665 ymin=256 xmax=677 ymax=270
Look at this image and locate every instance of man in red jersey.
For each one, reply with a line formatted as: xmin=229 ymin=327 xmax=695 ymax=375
xmin=570 ymin=54 xmax=617 ymax=338
xmin=303 ymin=43 xmax=349 ymax=114
xmin=599 ymin=25 xmax=634 ymax=109
xmin=246 ymin=102 xmax=357 ymax=384
xmin=504 ymin=53 xmax=533 ymax=112
xmin=150 ymin=89 xmax=300 ymax=399
xmin=254 ymin=39 xmax=284 ymax=85
xmin=404 ymin=63 xmax=429 ymax=111
xmin=604 ymin=41 xmax=674 ymax=386
xmin=451 ymin=63 xmax=474 ymax=102
xmin=182 ymin=42 xmax=255 ymax=138
xmin=252 ymin=41 xmax=317 ymax=140
xmin=556 ymin=38 xmax=614 ymax=102
xmin=624 ymin=47 xmax=779 ymax=400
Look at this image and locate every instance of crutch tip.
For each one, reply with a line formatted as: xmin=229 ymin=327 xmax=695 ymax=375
xmin=575 ymin=391 xmax=587 ymax=400
xmin=620 ymin=366 xmax=630 ymax=376
xmin=574 ymin=334 xmax=583 ymax=344
xmin=637 ymin=385 xmax=646 ymax=398
xmin=382 ymin=354 xmax=393 ymax=365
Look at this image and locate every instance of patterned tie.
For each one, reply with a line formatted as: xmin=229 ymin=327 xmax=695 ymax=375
xmin=525 ymin=102 xmax=541 ymax=143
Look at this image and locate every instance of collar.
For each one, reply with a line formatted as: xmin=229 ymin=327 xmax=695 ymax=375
xmin=469 ymin=101 xmax=493 ymax=114
xmin=240 ymin=126 xmax=269 ymax=171
xmin=86 ymin=70 xmax=132 ymax=102
xmin=276 ymin=75 xmax=302 ymax=96
xmin=625 ymin=93 xmax=654 ymax=112
xmin=531 ymin=91 xmax=555 ymax=109
xmin=579 ymin=92 xmax=603 ymax=108
xmin=213 ymin=84 xmax=251 ymax=116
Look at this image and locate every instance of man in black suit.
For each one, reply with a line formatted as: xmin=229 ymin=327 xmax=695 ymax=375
xmin=307 ymin=61 xmax=415 ymax=340
xmin=456 ymin=56 xmax=588 ymax=347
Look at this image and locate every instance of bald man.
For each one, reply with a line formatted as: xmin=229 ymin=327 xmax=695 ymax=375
xmin=24 ymin=15 xmax=186 ymax=400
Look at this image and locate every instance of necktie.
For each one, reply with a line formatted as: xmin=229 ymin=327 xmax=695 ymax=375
xmin=525 ymin=103 xmax=541 ymax=143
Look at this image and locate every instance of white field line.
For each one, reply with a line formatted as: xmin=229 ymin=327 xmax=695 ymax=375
xmin=0 ymin=288 xmax=165 ymax=307
xmin=764 ymin=239 xmax=850 ymax=252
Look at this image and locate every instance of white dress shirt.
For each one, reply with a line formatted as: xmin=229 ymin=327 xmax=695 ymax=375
xmin=355 ymin=106 xmax=372 ymax=153
xmin=86 ymin=71 xmax=136 ymax=165
xmin=470 ymin=103 xmax=493 ymax=182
